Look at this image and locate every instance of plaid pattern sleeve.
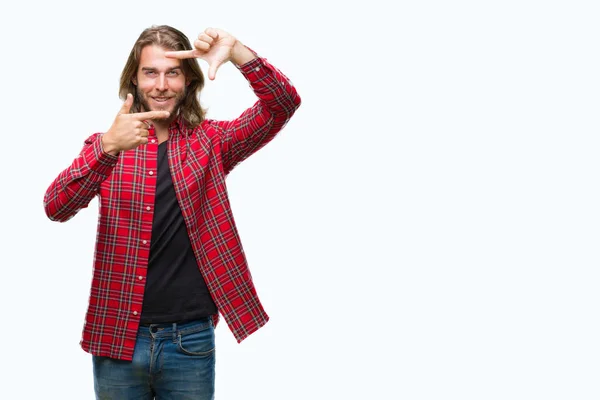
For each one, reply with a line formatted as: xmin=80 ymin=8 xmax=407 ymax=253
xmin=44 ymin=133 xmax=119 ymax=222
xmin=215 ymin=53 xmax=301 ymax=174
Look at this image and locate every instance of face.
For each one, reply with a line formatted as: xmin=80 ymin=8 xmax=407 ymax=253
xmin=133 ymin=44 xmax=189 ymax=116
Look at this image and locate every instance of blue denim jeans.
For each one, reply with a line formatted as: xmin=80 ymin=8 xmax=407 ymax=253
xmin=92 ymin=317 xmax=215 ymax=400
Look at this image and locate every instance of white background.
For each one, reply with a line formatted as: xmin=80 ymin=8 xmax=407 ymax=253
xmin=1 ymin=0 xmax=599 ymax=399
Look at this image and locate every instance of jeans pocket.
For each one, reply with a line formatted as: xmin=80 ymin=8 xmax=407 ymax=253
xmin=177 ymin=325 xmax=215 ymax=357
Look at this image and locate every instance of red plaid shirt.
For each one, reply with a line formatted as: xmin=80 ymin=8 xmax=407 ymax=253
xmin=44 ymin=56 xmax=301 ymax=361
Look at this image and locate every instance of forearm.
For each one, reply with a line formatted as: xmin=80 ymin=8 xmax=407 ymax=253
xmin=234 ymin=54 xmax=301 ymax=136
xmin=219 ymin=54 xmax=301 ymax=172
xmin=44 ymin=133 xmax=118 ymax=222
xmin=230 ymin=41 xmax=257 ymax=66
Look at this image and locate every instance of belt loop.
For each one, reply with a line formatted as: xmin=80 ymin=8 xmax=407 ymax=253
xmin=172 ymin=322 xmax=177 ymax=342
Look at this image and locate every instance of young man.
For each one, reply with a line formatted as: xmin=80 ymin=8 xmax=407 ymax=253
xmin=44 ymin=25 xmax=301 ymax=399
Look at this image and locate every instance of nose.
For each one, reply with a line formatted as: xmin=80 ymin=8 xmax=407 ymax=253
xmin=157 ymin=73 xmax=168 ymax=91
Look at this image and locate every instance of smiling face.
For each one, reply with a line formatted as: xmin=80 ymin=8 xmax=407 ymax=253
xmin=133 ymin=44 xmax=189 ymax=117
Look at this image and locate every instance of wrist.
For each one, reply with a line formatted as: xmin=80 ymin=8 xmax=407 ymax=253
xmin=230 ymin=41 xmax=256 ymax=66
xmin=101 ymin=133 xmax=120 ymax=155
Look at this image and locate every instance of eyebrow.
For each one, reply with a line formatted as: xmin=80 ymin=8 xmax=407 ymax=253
xmin=141 ymin=67 xmax=182 ymax=72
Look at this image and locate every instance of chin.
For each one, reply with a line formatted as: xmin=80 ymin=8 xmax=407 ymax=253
xmin=153 ymin=106 xmax=171 ymax=112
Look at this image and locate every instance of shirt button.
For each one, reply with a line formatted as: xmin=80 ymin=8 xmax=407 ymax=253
xmin=133 ymin=311 xmax=138 ymax=316
xmin=142 ymin=240 xmax=147 ymax=245
xmin=254 ymin=67 xmax=260 ymax=72
xmin=149 ymin=171 xmax=154 ymax=176
xmin=151 ymin=139 xmax=156 ymax=144
xmin=138 ymin=276 xmax=143 ymax=280
xmin=146 ymin=206 xmax=151 ymax=211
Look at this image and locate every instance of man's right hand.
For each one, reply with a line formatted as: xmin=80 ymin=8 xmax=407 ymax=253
xmin=101 ymin=93 xmax=170 ymax=155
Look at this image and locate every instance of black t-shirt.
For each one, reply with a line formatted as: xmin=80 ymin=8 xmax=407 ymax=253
xmin=140 ymin=140 xmax=217 ymax=324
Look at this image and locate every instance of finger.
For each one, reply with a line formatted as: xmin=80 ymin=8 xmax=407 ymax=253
xmin=136 ymin=128 xmax=149 ymax=138
xmin=132 ymin=110 xmax=170 ymax=120
xmin=165 ymin=50 xmax=198 ymax=59
xmin=197 ymin=32 xmax=214 ymax=45
xmin=193 ymin=39 xmax=211 ymax=52
xmin=204 ymin=27 xmax=219 ymax=40
xmin=134 ymin=120 xmax=150 ymax=129
xmin=119 ymin=93 xmax=133 ymax=115
xmin=139 ymin=137 xmax=149 ymax=145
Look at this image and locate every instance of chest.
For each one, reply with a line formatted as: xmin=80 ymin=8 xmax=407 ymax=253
xmin=99 ymin=133 xmax=218 ymax=206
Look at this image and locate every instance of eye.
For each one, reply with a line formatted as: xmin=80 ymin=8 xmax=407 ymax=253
xmin=145 ymin=71 xmax=157 ymax=77
xmin=167 ymin=70 xmax=180 ymax=77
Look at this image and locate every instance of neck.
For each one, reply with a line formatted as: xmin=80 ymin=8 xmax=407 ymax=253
xmin=153 ymin=118 xmax=171 ymax=144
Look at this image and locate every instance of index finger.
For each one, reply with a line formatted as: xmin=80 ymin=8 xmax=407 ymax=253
xmin=165 ymin=50 xmax=198 ymax=59
xmin=131 ymin=110 xmax=170 ymax=120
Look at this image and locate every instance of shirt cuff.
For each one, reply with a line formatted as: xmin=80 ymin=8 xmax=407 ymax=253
xmin=82 ymin=133 xmax=119 ymax=177
xmin=236 ymin=55 xmax=272 ymax=84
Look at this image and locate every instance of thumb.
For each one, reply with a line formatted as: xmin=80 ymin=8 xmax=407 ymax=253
xmin=119 ymin=93 xmax=133 ymax=115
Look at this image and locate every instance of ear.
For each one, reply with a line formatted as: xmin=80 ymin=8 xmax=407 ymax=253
xmin=186 ymin=77 xmax=191 ymax=87
xmin=132 ymin=76 xmax=137 ymax=85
